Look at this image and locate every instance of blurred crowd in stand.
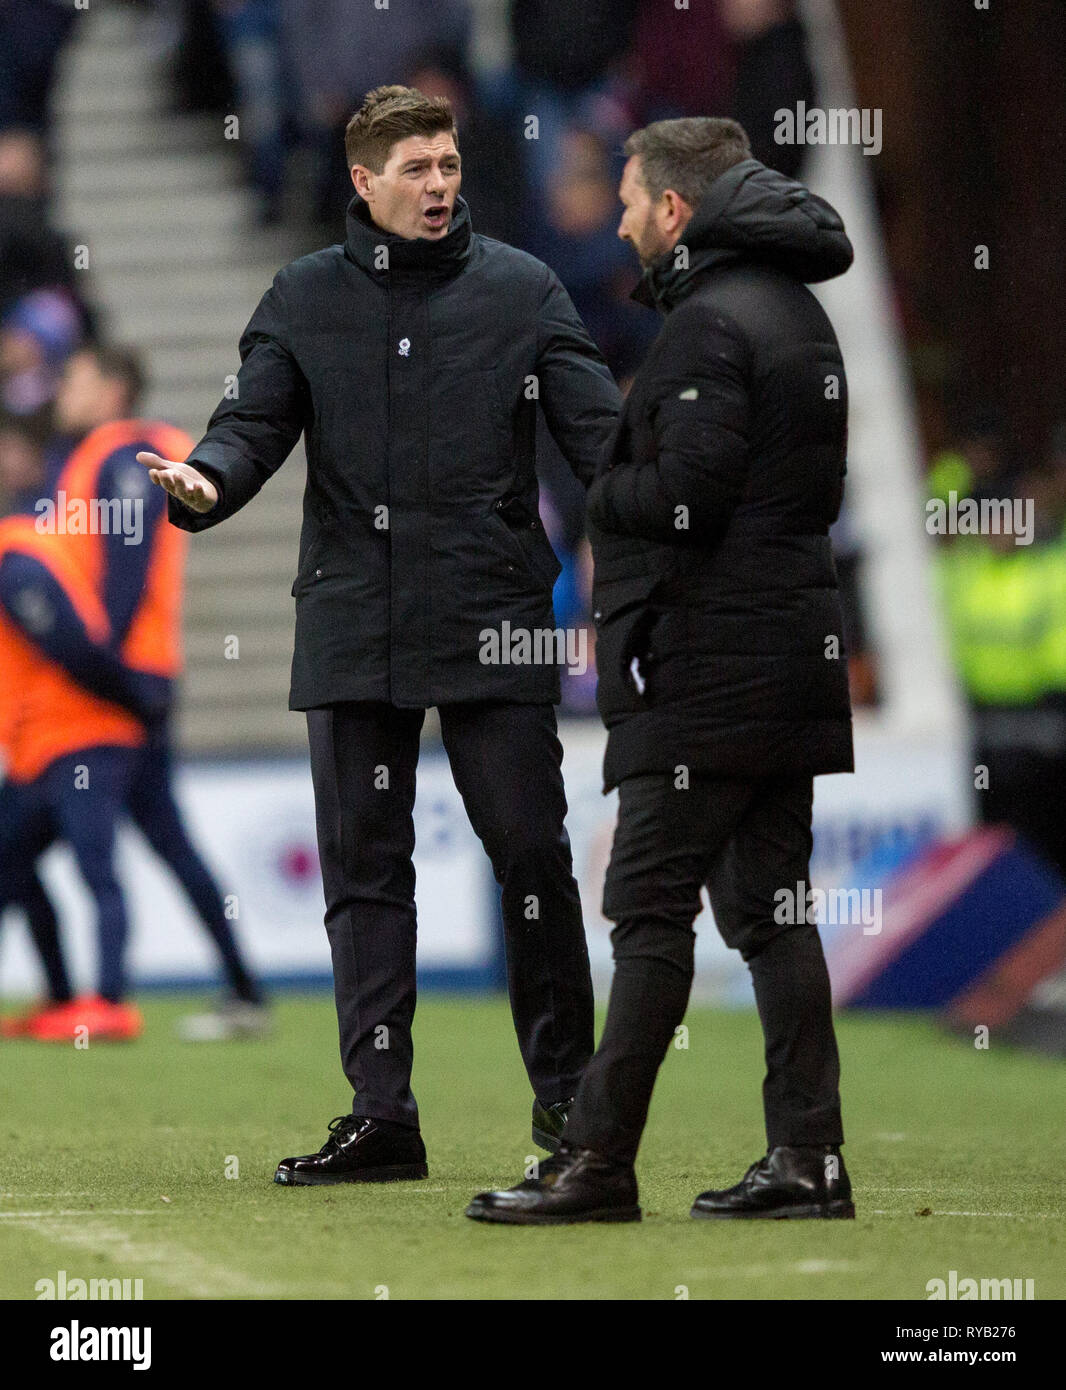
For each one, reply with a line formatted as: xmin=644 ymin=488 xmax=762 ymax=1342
xmin=157 ymin=0 xmax=857 ymax=715
xmin=0 ymin=1 xmax=895 ymax=725
xmin=1 ymin=0 xmax=96 ymax=510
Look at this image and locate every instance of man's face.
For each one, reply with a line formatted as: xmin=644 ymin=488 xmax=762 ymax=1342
xmin=617 ymin=155 xmax=680 ymax=267
xmin=352 ymin=132 xmax=461 ymax=241
xmin=53 ymin=351 xmax=125 ymax=436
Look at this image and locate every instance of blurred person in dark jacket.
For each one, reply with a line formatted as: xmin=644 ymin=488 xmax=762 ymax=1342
xmin=407 ymin=52 xmax=525 ymax=247
xmin=0 ymin=0 xmax=79 ymax=146
xmin=509 ymin=0 xmax=639 ymax=190
xmin=0 ymin=130 xmax=85 ymax=320
xmin=628 ymin=0 xmax=816 ymax=179
xmin=211 ymin=0 xmax=290 ymax=225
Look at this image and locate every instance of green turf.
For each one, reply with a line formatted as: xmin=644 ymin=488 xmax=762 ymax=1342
xmin=1 ymin=995 xmax=1062 ymax=1300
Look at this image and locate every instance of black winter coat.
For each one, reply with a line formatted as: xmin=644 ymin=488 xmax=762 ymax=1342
xmin=586 ymin=159 xmax=855 ymax=791
xmin=169 ymin=196 xmax=621 ymax=709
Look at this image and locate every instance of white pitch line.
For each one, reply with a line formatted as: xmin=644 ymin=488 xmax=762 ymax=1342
xmin=675 ymin=1260 xmax=866 ymax=1279
xmin=0 ymin=1210 xmax=160 ymax=1219
xmin=870 ymin=1209 xmax=1060 ymax=1219
xmin=8 ymin=1218 xmax=285 ymax=1298
xmin=863 ymin=1186 xmax=990 ymax=1192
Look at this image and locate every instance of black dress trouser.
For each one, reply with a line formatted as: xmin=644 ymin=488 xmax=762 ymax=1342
xmin=566 ymin=771 xmax=845 ymax=1165
xmin=306 ymin=700 xmax=595 ymax=1129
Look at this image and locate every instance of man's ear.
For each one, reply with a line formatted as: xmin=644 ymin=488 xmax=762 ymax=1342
xmin=351 ymin=165 xmax=373 ymax=199
xmin=661 ymin=189 xmax=694 ymax=236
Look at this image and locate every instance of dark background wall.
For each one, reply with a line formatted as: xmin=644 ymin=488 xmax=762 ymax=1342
xmin=839 ymin=0 xmax=1066 ymax=465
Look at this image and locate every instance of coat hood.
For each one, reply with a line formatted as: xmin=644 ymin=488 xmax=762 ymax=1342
xmin=635 ymin=159 xmax=853 ymax=313
xmin=344 ymin=193 xmax=473 ymax=285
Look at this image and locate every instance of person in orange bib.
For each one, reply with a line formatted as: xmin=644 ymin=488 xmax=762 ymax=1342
xmin=39 ymin=346 xmax=269 ymax=1040
xmin=0 ymin=508 xmax=158 ymax=1041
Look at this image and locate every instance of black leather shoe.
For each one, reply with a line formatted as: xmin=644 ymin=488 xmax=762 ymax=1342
xmin=531 ymin=1096 xmax=573 ymax=1153
xmin=691 ymin=1144 xmax=854 ymax=1219
xmin=465 ymin=1144 xmax=641 ymax=1225
xmin=274 ymin=1115 xmax=428 ymax=1186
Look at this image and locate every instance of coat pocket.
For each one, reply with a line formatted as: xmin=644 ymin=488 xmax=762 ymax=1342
xmin=489 ymin=508 xmax=562 ymax=588
xmin=290 ymin=524 xmax=343 ymax=597
xmin=291 ymin=538 xmax=325 ymax=597
xmin=592 ymin=574 xmax=663 ymax=720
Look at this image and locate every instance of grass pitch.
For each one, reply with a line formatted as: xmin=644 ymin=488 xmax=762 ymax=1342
xmin=1 ymin=994 xmax=1062 ymax=1300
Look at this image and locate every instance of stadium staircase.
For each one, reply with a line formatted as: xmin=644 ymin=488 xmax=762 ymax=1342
xmin=52 ymin=1 xmax=309 ymax=754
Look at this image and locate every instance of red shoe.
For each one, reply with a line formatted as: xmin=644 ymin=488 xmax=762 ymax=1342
xmin=0 ymin=1000 xmax=61 ymax=1038
xmin=25 ymin=995 xmax=144 ymax=1042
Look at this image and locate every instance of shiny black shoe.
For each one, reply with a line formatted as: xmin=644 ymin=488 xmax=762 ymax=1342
xmin=531 ymin=1096 xmax=573 ymax=1153
xmin=274 ymin=1115 xmax=428 ymax=1186
xmin=465 ymin=1144 xmax=641 ymax=1225
xmin=691 ymin=1144 xmax=855 ymax=1220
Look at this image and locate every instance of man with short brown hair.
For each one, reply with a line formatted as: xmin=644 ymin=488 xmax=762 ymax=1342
xmin=140 ymin=86 xmax=619 ymax=1184
xmin=467 ymin=116 xmax=856 ymax=1225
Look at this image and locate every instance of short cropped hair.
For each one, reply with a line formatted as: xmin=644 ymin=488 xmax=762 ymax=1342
xmin=344 ymin=85 xmax=458 ymax=174
xmin=624 ymin=117 xmax=751 ymax=207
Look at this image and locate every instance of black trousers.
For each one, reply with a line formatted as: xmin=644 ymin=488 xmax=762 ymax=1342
xmin=306 ymin=700 xmax=595 ymax=1128
xmin=566 ymin=772 xmax=844 ymax=1165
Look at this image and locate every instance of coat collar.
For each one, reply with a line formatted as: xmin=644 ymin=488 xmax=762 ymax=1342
xmin=632 ymin=157 xmax=853 ymax=313
xmin=344 ymin=194 xmax=473 ymax=286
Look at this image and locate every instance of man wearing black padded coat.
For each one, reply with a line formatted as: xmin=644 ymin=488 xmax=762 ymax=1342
xmin=140 ymin=86 xmax=621 ymax=1185
xmin=468 ymin=117 xmax=857 ymax=1225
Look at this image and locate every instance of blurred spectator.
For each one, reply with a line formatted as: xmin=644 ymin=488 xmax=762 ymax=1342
xmin=627 ymin=0 xmax=815 ymax=178
xmin=523 ymin=129 xmax=656 ymax=381
xmin=0 ymin=408 xmax=50 ymax=515
xmin=927 ymin=409 xmax=1015 ymax=507
xmin=0 ymin=287 xmax=82 ymax=416
xmin=280 ymin=0 xmax=471 ymax=225
xmin=0 ymin=0 xmax=79 ymax=150
xmin=511 ymin=0 xmax=639 ymax=92
xmin=167 ymin=0 xmax=236 ymax=116
xmin=508 ymin=0 xmax=639 ymax=187
xmin=0 ymin=129 xmax=86 ymax=321
xmin=408 ymin=54 xmax=526 ymax=246
xmin=934 ymin=429 xmax=1066 ymax=877
xmin=211 ymin=0 xmax=291 ymax=225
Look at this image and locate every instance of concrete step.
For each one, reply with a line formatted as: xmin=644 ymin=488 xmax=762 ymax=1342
xmin=97 ymin=263 xmax=270 ymax=312
xmin=176 ymin=703 xmax=307 ymax=753
xmin=184 ymin=625 xmax=295 ymax=662
xmin=178 ymin=575 xmax=298 ymax=623
xmin=60 ymin=112 xmax=225 ymax=158
xmin=186 ymin=541 xmax=301 ymax=584
xmin=60 ymin=204 xmax=252 ymax=263
xmin=55 ymin=79 xmax=165 ymax=120
xmin=60 ymin=152 xmax=238 ymax=198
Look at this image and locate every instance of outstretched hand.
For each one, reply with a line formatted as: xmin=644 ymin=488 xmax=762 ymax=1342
xmin=136 ymin=452 xmax=219 ymax=514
